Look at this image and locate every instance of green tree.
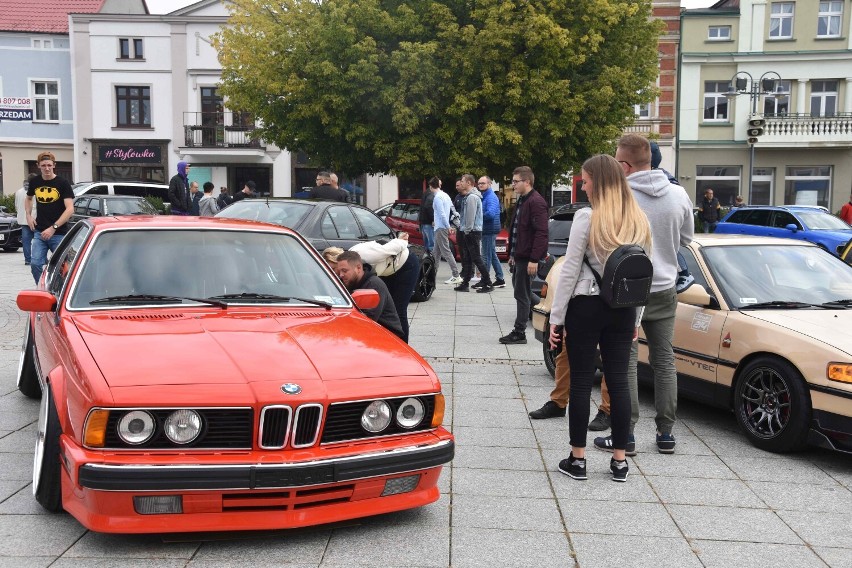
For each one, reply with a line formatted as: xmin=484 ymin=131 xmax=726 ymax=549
xmin=216 ymin=0 xmax=661 ymax=187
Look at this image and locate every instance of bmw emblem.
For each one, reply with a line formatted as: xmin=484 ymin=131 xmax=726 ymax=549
xmin=281 ymin=383 xmax=302 ymax=395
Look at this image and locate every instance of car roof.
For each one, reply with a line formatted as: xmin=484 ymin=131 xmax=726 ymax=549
xmin=84 ymin=215 xmax=299 ymax=234
xmin=75 ymin=181 xmax=169 ymax=188
xmin=77 ymin=194 xmax=148 ymax=200
xmin=690 ymin=234 xmax=819 ymax=248
xmin=394 ymin=199 xmax=420 ymax=205
xmin=729 ymin=204 xmax=830 ymax=213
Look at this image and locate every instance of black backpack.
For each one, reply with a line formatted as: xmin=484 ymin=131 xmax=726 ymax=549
xmin=584 ymin=245 xmax=653 ymax=308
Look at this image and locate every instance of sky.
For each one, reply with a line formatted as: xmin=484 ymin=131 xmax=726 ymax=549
xmin=146 ymin=0 xmax=717 ymax=15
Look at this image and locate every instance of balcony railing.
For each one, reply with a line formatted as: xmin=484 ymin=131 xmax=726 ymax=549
xmin=762 ymin=113 xmax=852 ymax=144
xmin=183 ymin=112 xmax=261 ymax=148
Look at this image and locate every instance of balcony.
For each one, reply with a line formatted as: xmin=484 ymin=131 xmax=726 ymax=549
xmin=761 ymin=113 xmax=852 ymax=146
xmin=183 ymin=112 xmax=261 ymax=149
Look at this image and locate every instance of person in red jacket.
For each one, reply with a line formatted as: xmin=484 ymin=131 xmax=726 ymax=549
xmin=500 ymin=166 xmax=549 ymax=345
xmin=841 ymin=194 xmax=852 ymax=225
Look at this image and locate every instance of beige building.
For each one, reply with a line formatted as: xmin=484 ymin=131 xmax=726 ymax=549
xmin=678 ymin=0 xmax=852 ymax=211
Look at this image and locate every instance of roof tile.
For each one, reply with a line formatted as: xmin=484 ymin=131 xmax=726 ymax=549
xmin=0 ymin=0 xmax=105 ymax=34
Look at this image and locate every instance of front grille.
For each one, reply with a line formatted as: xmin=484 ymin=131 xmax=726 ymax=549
xmin=292 ymin=404 xmax=322 ymax=447
xmin=222 ymin=485 xmax=355 ymax=511
xmin=104 ymin=408 xmax=253 ymax=449
xmin=259 ymin=406 xmax=291 ymax=449
xmin=321 ymin=396 xmax=436 ymax=444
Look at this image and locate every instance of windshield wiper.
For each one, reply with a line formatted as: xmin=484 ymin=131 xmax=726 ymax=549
xmin=820 ymin=299 xmax=852 ymax=308
xmin=208 ymin=293 xmax=333 ymax=309
xmin=740 ymin=300 xmax=821 ymax=310
xmin=90 ymin=294 xmax=228 ymax=308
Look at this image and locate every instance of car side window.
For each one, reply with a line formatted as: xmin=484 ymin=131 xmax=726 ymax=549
xmin=390 ymin=203 xmax=407 ymax=218
xmin=87 ymin=199 xmax=101 ymax=216
xmin=403 ymin=204 xmax=420 ymax=222
xmin=772 ymin=211 xmax=801 ymax=229
xmin=46 ymin=228 xmax=89 ymax=297
xmin=321 ymin=206 xmax=360 ymax=239
xmin=74 ymin=198 xmax=90 ymax=215
xmin=679 ymin=247 xmax=711 ymax=291
xmin=352 ymin=206 xmax=394 ymax=240
xmin=743 ymin=209 xmax=772 ymax=226
xmin=725 ymin=209 xmax=750 ymax=223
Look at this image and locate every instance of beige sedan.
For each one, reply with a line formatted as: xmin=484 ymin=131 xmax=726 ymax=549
xmin=532 ymin=235 xmax=852 ymax=454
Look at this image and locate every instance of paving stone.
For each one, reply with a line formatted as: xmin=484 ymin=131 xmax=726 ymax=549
xmin=631 ymin=453 xmax=737 ymax=480
xmin=747 ymin=480 xmax=852 ymax=513
xmin=452 ymin=426 xmax=538 ymax=448
xmin=692 ymin=540 xmax=828 ymax=568
xmin=64 ymin=533 xmax=200 ymax=559
xmin=450 ymin=527 xmax=572 ymax=568
xmin=813 ymin=546 xmax=852 ymax=568
xmin=0 ymin=453 xmax=34 ymax=481
xmin=648 ymin=477 xmax=764 ymax=508
xmin=776 ymin=510 xmax=852 ymax=548
xmin=0 ymin=424 xmax=37 ymax=453
xmin=722 ymin=455 xmax=839 ymax=485
xmin=451 ymin=408 xmax=531 ymax=429
xmin=192 ymin=530 xmax=329 ymax=564
xmin=667 ymin=504 xmax=802 ymax=544
xmin=451 ymin=383 xmax=521 ymax=399
xmin=451 ymin=494 xmax=564 ymax=532
xmin=451 ymin=396 xmax=528 ymax=414
xmin=52 ymin=560 xmax=187 ymax=568
xmin=451 ymin=468 xmax=553 ymax=499
xmin=0 ymin=514 xmax=87 ymax=557
xmin=559 ymin=499 xmax=682 ymax=537
xmin=552 ymin=467 xmax=659 ymax=503
xmin=571 ymin=534 xmax=702 ymax=568
xmin=0 ymin=558 xmax=55 ymax=568
xmin=452 ymin=446 xmax=545 ymax=471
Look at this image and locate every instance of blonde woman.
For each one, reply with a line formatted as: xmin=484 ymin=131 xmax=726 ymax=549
xmin=548 ymin=154 xmax=652 ymax=482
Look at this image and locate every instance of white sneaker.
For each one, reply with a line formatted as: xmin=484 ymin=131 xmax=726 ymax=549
xmin=470 ymin=276 xmax=481 ymax=284
xmin=444 ymin=276 xmax=462 ymax=284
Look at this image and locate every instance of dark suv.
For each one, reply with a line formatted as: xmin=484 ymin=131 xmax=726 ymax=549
xmin=532 ymin=203 xmax=590 ymax=303
xmin=715 ymin=205 xmax=852 ymax=257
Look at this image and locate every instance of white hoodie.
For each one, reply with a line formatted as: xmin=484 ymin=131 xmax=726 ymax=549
xmin=627 ymin=169 xmax=694 ymax=292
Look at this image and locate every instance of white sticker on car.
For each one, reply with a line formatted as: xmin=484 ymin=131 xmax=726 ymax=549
xmin=740 ymin=298 xmax=758 ymax=304
xmin=691 ymin=313 xmax=712 ymax=332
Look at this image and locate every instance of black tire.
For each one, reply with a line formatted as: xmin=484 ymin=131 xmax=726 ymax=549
xmin=411 ymin=254 xmax=436 ymax=302
xmin=733 ymin=356 xmax=810 ymax=453
xmin=17 ymin=324 xmax=42 ymax=399
xmin=3 ymin=246 xmax=20 ymax=252
xmin=33 ymin=385 xmax=63 ymax=512
xmin=542 ymin=315 xmax=558 ymax=378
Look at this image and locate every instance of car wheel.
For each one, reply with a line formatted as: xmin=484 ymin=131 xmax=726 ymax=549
xmin=542 ymin=315 xmax=557 ymax=378
xmin=33 ymin=384 xmax=63 ymax=512
xmin=17 ymin=323 xmax=42 ymax=399
xmin=411 ymin=254 xmax=436 ymax=302
xmin=734 ymin=356 xmax=810 ymax=453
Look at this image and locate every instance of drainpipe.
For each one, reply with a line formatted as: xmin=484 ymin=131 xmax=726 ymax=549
xmin=675 ymin=6 xmax=683 ymax=183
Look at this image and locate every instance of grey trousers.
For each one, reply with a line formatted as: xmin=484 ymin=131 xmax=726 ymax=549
xmin=628 ymin=286 xmax=678 ymax=435
xmin=433 ymin=227 xmax=459 ymax=277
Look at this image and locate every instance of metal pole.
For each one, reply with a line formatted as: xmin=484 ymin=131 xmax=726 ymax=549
xmin=748 ymin=82 xmax=758 ymax=204
xmin=748 ymin=142 xmax=755 ymax=204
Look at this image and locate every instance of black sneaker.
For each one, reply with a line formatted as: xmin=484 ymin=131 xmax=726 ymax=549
xmin=471 ymin=281 xmax=485 ymax=289
xmin=610 ymin=458 xmax=629 ymax=482
xmin=493 ymin=278 xmax=506 ymax=288
xmin=558 ymin=453 xmax=587 ymax=480
xmin=529 ymin=400 xmax=566 ymax=419
xmin=656 ymin=432 xmax=676 ymax=454
xmin=499 ymin=330 xmax=527 ymax=344
xmin=476 ymin=284 xmax=494 ymax=293
xmin=454 ymin=283 xmax=469 ymax=292
xmin=588 ymin=410 xmax=611 ymax=431
xmin=593 ymin=434 xmax=636 ymax=457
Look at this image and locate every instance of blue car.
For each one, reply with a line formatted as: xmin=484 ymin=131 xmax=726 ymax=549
xmin=715 ymin=205 xmax=852 ymax=257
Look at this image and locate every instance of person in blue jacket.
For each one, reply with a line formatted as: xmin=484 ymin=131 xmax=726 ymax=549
xmin=476 ymin=175 xmax=506 ymax=288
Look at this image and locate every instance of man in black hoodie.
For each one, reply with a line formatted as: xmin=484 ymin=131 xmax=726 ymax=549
xmin=334 ymin=251 xmax=405 ymax=340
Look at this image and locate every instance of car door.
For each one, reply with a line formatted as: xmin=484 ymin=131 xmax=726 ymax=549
xmin=384 ymin=203 xmax=409 ymax=235
xmin=351 ymin=206 xmax=395 ymax=242
xmin=767 ymin=211 xmax=805 ymax=242
xmin=399 ymin=203 xmax=423 ymax=244
xmin=317 ymin=205 xmax=364 ymax=250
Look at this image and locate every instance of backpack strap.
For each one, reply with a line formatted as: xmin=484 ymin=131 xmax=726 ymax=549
xmin=583 ymin=254 xmax=603 ymax=288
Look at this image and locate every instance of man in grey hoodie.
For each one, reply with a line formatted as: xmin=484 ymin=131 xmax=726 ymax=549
xmin=455 ymin=174 xmax=493 ymax=293
xmin=595 ymin=134 xmax=694 ymax=456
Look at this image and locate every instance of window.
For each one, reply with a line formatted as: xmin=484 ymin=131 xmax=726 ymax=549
xmin=810 ymin=80 xmax=838 ymax=117
xmin=771 ymin=211 xmax=800 ymax=229
xmin=32 ymin=81 xmax=59 ymax=121
xmin=321 ymin=206 xmax=360 ymax=240
xmin=785 ymin=166 xmax=831 ymax=208
xmin=696 ymin=165 xmax=741 ymax=206
xmin=708 ymin=25 xmax=731 ymax=40
xmin=763 ymin=80 xmax=791 ymax=116
xmin=751 ymin=167 xmax=774 ymax=206
xmin=678 ymin=247 xmax=710 ymax=291
xmin=351 ymin=207 xmax=394 ymax=241
xmin=769 ymin=2 xmax=794 ymax=38
xmin=115 ymin=86 xmax=151 ymax=127
xmin=818 ymin=1 xmax=843 ymax=37
xmin=635 ymin=102 xmax=651 ymax=118
xmin=32 ymin=39 xmax=52 ymax=49
xmin=118 ymin=38 xmax=144 ymax=59
xmin=703 ymin=81 xmax=729 ymax=121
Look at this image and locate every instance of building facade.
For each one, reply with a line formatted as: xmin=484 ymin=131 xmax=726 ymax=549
xmin=678 ymin=0 xmax=852 ymax=211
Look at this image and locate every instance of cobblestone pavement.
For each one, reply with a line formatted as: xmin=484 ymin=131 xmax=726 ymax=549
xmin=0 ymin=249 xmax=850 ymax=567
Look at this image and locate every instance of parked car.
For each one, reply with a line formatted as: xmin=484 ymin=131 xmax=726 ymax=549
xmin=715 ymin=205 xmax=852 ymax=257
xmin=72 ymin=181 xmax=171 ymax=212
xmin=16 ymin=216 xmax=453 ymax=533
xmin=531 ymin=203 xmax=590 ymax=306
xmin=216 ymin=198 xmax=436 ymax=301
xmin=0 ymin=207 xmax=22 ymax=252
xmin=69 ymin=195 xmax=159 ymax=229
xmin=374 ymin=202 xmax=393 ymax=218
xmin=383 ymin=199 xmax=510 ymax=261
xmin=532 ymin=234 xmax=852 ymax=454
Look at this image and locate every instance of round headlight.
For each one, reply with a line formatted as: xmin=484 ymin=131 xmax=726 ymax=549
xmin=396 ymin=398 xmax=425 ymax=429
xmin=361 ymin=400 xmax=392 ymax=433
xmin=163 ymin=409 xmax=202 ymax=444
xmin=117 ymin=410 xmax=155 ymax=445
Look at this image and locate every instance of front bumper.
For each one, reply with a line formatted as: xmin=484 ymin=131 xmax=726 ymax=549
xmin=78 ymin=439 xmax=455 ymax=491
xmin=0 ymin=225 xmax=22 ymax=248
xmin=810 ymin=409 xmax=852 ymax=454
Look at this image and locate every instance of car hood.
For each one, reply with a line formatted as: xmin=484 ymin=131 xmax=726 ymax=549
xmin=72 ymin=311 xmax=428 ymax=388
xmin=742 ymin=310 xmax=852 ymax=356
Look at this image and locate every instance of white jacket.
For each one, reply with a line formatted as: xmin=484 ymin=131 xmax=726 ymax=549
xmin=350 ymin=239 xmax=410 ymax=277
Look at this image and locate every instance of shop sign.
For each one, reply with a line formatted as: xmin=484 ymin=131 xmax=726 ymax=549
xmin=98 ymin=145 xmax=162 ymax=164
xmin=0 ymin=97 xmax=33 ymax=121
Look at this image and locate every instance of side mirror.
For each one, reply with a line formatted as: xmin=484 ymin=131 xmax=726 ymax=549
xmin=785 ymin=223 xmax=798 ymax=233
xmin=351 ymin=289 xmax=380 ymax=310
xmin=17 ymin=290 xmax=57 ymax=312
xmin=677 ymin=283 xmax=712 ymax=307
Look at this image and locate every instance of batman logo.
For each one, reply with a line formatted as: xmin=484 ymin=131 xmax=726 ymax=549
xmin=35 ymin=186 xmax=61 ymax=204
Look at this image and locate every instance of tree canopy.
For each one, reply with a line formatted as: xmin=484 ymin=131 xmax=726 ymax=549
xmin=216 ymin=0 xmax=662 ymax=186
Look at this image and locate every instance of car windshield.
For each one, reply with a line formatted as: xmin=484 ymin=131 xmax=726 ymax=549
xmin=69 ymin=229 xmax=349 ymax=309
xmin=72 ymin=182 xmax=91 ymax=196
xmin=796 ymin=211 xmax=852 ymax=231
xmin=703 ymin=244 xmax=852 ymax=308
xmin=103 ymin=198 xmax=157 ymax=216
xmin=549 ymin=219 xmax=573 ymax=241
xmin=217 ymin=200 xmax=313 ymax=229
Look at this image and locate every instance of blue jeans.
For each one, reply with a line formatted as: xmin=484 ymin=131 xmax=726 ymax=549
xmin=21 ymin=225 xmax=35 ymax=263
xmin=420 ymin=224 xmax=435 ymax=253
xmin=703 ymin=221 xmax=718 ymax=233
xmin=31 ymin=231 xmax=64 ymax=284
xmin=481 ymin=233 xmax=504 ymax=280
xmin=383 ymin=253 xmax=420 ymax=343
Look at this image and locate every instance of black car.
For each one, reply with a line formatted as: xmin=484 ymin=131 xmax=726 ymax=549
xmin=0 ymin=207 xmax=22 ymax=252
xmin=532 ymin=203 xmax=590 ymax=303
xmin=70 ymin=195 xmax=159 ymax=229
xmin=216 ymin=198 xmax=436 ymax=301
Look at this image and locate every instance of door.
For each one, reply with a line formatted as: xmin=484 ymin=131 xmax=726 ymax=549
xmin=200 ymin=87 xmax=224 ymax=147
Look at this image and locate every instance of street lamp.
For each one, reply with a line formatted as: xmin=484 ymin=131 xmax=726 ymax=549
xmin=725 ymin=70 xmax=782 ymax=204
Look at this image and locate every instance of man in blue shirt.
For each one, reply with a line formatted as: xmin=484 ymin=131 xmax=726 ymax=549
xmin=476 ymin=176 xmax=506 ymax=288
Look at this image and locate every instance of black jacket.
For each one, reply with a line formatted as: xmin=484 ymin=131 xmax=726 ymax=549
xmin=168 ymin=174 xmax=190 ymax=213
xmin=419 ymin=191 xmax=435 ymax=225
xmin=355 ymin=264 xmax=404 ymax=339
xmin=312 ymin=184 xmax=348 ymax=202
